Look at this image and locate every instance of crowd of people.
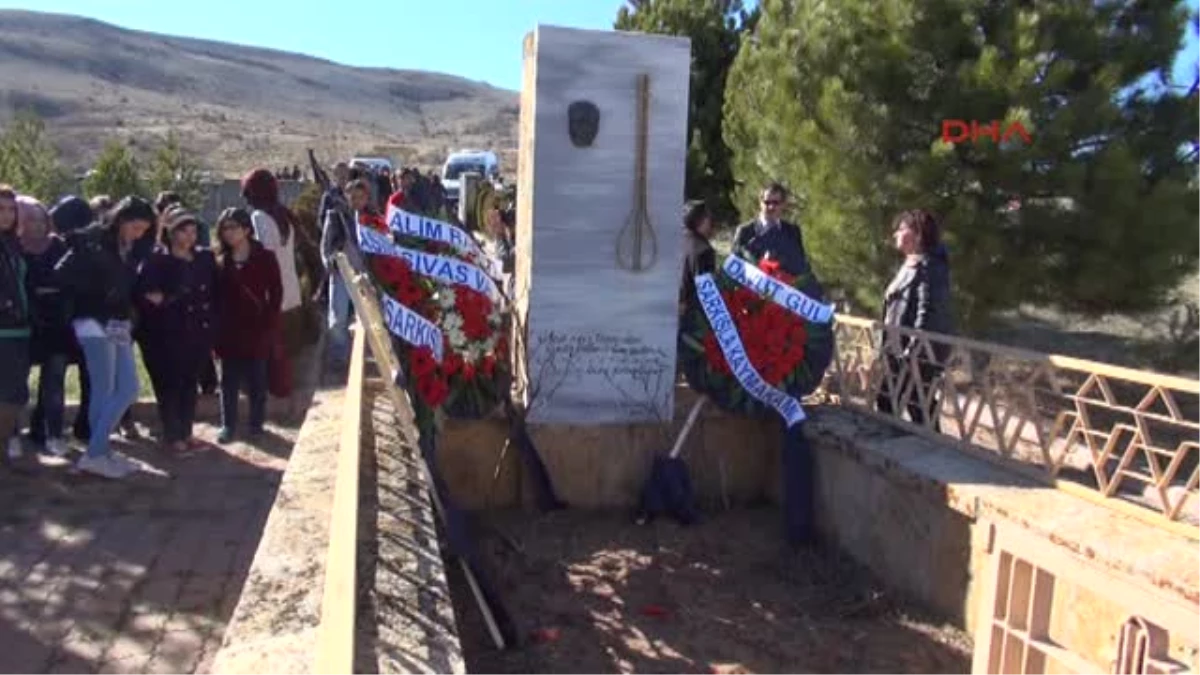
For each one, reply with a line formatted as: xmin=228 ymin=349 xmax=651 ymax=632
xmin=316 ymin=160 xmax=517 ymax=365
xmin=0 ymin=155 xmax=947 ymax=482
xmin=0 ymin=167 xmax=317 ymax=479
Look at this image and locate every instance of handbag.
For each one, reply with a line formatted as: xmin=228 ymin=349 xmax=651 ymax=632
xmin=267 ymin=330 xmax=294 ymax=398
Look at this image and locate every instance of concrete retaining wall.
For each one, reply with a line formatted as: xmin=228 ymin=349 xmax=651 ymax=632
xmin=437 ymin=386 xmax=1200 ymax=672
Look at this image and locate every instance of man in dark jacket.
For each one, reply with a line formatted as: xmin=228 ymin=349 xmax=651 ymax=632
xmin=320 ymin=176 xmax=360 ymax=368
xmin=731 ymin=182 xmax=814 ymax=280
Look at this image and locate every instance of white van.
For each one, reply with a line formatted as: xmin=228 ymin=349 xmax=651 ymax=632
xmin=350 ymin=156 xmax=394 ymax=174
xmin=441 ymin=150 xmax=499 ymax=204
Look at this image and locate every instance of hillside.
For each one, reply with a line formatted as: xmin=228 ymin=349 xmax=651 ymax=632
xmin=0 ymin=10 xmax=520 ymax=176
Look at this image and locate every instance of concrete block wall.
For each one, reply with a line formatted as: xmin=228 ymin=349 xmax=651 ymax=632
xmin=436 ymin=391 xmax=1200 ymax=672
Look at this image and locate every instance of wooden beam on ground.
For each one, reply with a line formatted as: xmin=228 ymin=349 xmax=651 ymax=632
xmin=314 ymin=324 xmax=368 ymax=674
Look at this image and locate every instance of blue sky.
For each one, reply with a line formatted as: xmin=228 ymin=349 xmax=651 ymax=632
xmin=0 ymin=0 xmax=1195 ymax=92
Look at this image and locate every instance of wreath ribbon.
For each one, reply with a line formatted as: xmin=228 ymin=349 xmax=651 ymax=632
xmin=695 ymin=273 xmax=806 ymax=427
xmin=358 ymin=225 xmax=502 ymax=302
xmin=380 ymin=293 xmax=445 ymax=363
xmin=722 ymin=257 xmax=834 ymax=324
xmin=386 ymin=203 xmax=504 ymax=281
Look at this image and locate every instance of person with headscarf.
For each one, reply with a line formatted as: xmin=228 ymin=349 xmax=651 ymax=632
xmin=241 ymin=168 xmax=303 ymax=405
xmin=19 ymin=195 xmax=74 ymax=458
xmin=54 ymin=196 xmax=156 ymax=479
xmin=137 ymin=207 xmax=218 ymax=451
xmin=0 ymin=186 xmax=31 ymax=464
xmin=42 ymin=196 xmax=96 ymax=443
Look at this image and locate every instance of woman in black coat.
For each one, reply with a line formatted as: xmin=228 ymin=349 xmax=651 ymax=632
xmin=38 ymin=196 xmax=95 ymax=443
xmin=136 ymin=208 xmax=219 ymax=451
xmin=679 ymin=200 xmax=716 ymax=314
xmin=20 ymin=199 xmax=75 ymax=457
xmin=876 ymin=209 xmax=955 ymax=431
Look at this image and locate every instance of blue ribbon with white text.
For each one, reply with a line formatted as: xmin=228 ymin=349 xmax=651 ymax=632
xmin=358 ymin=225 xmax=502 ymax=302
xmin=695 ymin=273 xmax=806 ymax=427
xmin=380 ymin=294 xmax=444 ymax=363
xmin=386 ymin=204 xmax=504 ymax=281
xmin=721 ymin=257 xmax=834 ymax=325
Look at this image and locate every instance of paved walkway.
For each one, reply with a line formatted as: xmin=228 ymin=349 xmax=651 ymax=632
xmin=0 ymin=409 xmax=297 ymax=674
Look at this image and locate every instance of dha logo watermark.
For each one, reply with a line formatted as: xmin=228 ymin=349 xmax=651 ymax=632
xmin=941 ymin=120 xmax=1032 ymax=145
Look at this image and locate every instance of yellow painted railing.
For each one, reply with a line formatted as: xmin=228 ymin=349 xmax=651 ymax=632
xmin=819 ymin=315 xmax=1199 ymax=533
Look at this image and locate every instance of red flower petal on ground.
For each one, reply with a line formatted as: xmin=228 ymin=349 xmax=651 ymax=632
xmin=640 ymin=604 xmax=670 ymax=618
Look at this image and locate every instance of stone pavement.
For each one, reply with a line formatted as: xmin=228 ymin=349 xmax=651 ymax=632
xmin=0 ymin=409 xmax=298 ymax=675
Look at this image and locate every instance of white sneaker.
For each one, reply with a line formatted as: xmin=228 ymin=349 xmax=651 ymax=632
xmin=109 ymin=452 xmax=142 ymax=475
xmin=76 ymin=454 xmax=136 ymax=479
xmin=5 ymin=437 xmax=21 ymax=460
xmin=44 ymin=437 xmax=71 ymax=458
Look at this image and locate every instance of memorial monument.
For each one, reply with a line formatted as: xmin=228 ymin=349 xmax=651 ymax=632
xmin=514 ymin=25 xmax=691 ymax=425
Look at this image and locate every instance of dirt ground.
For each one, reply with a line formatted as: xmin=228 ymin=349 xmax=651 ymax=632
xmin=447 ymin=508 xmax=972 ymax=674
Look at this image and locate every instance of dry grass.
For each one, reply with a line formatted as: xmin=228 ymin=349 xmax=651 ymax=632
xmin=0 ymin=10 xmax=518 ymax=177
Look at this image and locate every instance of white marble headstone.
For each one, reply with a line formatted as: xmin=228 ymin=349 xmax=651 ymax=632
xmin=515 ymin=25 xmax=690 ymax=425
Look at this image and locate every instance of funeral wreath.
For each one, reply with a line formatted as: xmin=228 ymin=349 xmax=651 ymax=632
xmin=678 ymin=255 xmax=836 ymax=418
xmin=358 ymin=204 xmax=510 ymax=424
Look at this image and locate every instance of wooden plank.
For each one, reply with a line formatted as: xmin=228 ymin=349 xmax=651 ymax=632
xmin=313 ymin=324 xmax=367 ymax=674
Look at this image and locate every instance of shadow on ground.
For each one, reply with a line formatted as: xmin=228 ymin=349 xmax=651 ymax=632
xmin=0 ymin=376 xmax=319 ymax=673
xmin=448 ymin=509 xmax=972 ymax=675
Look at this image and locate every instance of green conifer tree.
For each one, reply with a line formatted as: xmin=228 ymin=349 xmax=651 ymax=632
xmin=0 ymin=111 xmax=73 ymax=203
xmin=84 ymin=139 xmax=145 ymax=201
xmin=724 ymin=0 xmax=1198 ymax=329
xmin=616 ymin=0 xmax=758 ymax=223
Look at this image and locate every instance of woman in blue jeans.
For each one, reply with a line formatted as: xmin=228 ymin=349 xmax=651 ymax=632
xmin=54 ymin=196 xmax=155 ymax=479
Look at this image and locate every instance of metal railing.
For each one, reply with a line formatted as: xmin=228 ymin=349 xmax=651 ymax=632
xmin=819 ymin=315 xmax=1199 ymax=533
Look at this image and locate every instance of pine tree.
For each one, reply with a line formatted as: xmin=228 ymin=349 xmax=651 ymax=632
xmin=615 ymin=0 xmax=757 ymax=223
xmin=724 ymin=0 xmax=1199 ymax=329
xmin=147 ymin=131 xmax=205 ymax=209
xmin=0 ymin=111 xmax=73 ymax=203
xmin=84 ymin=139 xmax=145 ymax=201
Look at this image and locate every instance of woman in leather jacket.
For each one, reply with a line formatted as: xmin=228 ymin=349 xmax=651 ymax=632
xmin=875 ymin=209 xmax=954 ymax=431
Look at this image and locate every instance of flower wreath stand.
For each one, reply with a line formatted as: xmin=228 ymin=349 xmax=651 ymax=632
xmin=361 ymin=208 xmax=565 ymax=513
xmin=678 ymin=255 xmax=836 ymax=545
xmin=333 ymin=252 xmax=519 ymax=650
